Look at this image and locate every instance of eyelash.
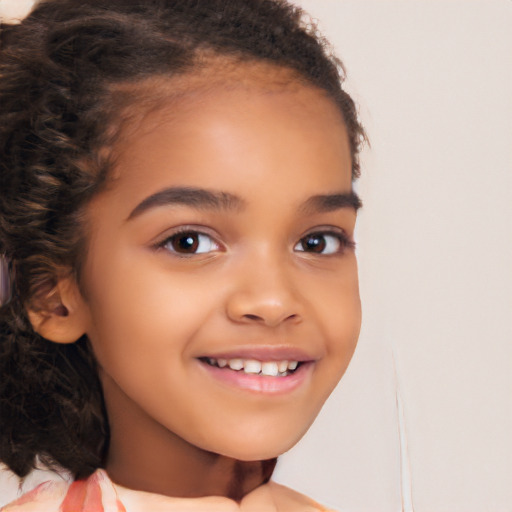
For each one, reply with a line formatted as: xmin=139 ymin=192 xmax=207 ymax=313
xmin=155 ymin=227 xmax=354 ymax=257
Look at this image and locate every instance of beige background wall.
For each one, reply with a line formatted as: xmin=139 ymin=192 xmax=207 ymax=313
xmin=1 ymin=1 xmax=511 ymax=511
xmin=0 ymin=0 xmax=34 ymax=21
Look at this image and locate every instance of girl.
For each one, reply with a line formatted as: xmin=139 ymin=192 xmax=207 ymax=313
xmin=0 ymin=0 xmax=366 ymax=509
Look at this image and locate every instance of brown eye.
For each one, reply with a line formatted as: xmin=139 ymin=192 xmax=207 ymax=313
xmin=163 ymin=232 xmax=218 ymax=254
xmin=294 ymin=233 xmax=344 ymax=254
xmin=172 ymin=233 xmax=199 ymax=253
xmin=302 ymin=234 xmax=326 ymax=253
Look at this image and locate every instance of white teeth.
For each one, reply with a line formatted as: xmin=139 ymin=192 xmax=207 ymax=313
xmin=206 ymin=357 xmax=300 ymax=375
xmin=277 ymin=361 xmax=288 ymax=373
xmin=261 ymin=362 xmax=279 ymax=376
xmin=228 ymin=359 xmax=244 ymax=371
xmin=244 ymin=360 xmax=262 ymax=374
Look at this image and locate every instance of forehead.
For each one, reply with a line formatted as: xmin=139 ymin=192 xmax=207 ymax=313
xmin=106 ymin=61 xmax=348 ymax=163
xmin=96 ymin=70 xmax=353 ymax=222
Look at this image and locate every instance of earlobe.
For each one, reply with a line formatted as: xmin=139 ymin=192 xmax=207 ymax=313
xmin=27 ymin=276 xmax=90 ymax=344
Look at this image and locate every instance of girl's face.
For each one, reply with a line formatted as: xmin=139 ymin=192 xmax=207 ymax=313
xmin=78 ymin=76 xmax=361 ymax=461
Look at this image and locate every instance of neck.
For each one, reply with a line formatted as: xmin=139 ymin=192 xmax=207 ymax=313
xmin=101 ymin=373 xmax=277 ymax=501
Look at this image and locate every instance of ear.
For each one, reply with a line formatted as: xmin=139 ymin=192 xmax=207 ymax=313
xmin=27 ymin=275 xmax=90 ymax=344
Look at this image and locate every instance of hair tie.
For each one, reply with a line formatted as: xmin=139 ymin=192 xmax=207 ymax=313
xmin=0 ymin=254 xmax=13 ymax=307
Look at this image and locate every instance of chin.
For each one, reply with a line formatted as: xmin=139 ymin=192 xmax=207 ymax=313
xmin=205 ymin=422 xmax=313 ymax=462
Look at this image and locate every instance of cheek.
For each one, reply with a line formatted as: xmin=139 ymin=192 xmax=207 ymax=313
xmin=312 ymin=258 xmax=361 ymax=376
xmin=83 ymin=257 xmax=221 ymax=370
xmin=317 ymin=257 xmax=361 ymax=336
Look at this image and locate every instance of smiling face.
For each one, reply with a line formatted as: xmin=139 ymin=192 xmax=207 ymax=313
xmin=78 ymin=73 xmax=361 ymax=464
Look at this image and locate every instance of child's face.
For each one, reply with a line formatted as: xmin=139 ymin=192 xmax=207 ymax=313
xmin=78 ymin=76 xmax=361 ymax=461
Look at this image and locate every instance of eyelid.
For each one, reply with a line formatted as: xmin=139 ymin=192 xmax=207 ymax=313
xmin=313 ymin=226 xmax=353 ymax=243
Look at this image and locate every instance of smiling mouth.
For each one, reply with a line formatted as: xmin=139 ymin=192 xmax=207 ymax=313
xmin=199 ymin=357 xmax=302 ymax=377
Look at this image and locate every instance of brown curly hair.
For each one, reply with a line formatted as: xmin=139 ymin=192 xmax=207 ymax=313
xmin=0 ymin=0 xmax=366 ymax=479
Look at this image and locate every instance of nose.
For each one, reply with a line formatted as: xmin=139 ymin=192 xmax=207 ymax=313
xmin=225 ymin=258 xmax=303 ymax=328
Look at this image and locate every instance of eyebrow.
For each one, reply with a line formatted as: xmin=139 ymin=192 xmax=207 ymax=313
xmin=299 ymin=191 xmax=362 ymax=213
xmin=127 ymin=186 xmax=245 ymax=220
xmin=127 ymin=186 xmax=362 ymax=221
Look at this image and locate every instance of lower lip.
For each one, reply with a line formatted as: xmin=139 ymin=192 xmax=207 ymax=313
xmin=198 ymin=361 xmax=313 ymax=394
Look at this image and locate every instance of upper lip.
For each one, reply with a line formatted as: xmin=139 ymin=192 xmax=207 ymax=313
xmin=197 ymin=345 xmax=317 ymax=362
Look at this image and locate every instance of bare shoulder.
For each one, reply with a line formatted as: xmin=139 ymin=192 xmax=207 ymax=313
xmin=240 ymin=480 xmax=338 ymax=512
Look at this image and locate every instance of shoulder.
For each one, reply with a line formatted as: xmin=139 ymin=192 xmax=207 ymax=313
xmin=0 ymin=480 xmax=70 ymax=512
xmin=1 ymin=471 xmax=338 ymax=512
xmin=0 ymin=464 xmax=70 ymax=512
xmin=240 ymin=480 xmax=338 ymax=511
xmin=1 ymin=470 xmax=125 ymax=512
xmin=117 ymin=480 xmax=337 ymax=512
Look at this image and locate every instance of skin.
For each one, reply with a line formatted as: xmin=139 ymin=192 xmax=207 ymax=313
xmin=39 ymin=71 xmax=362 ymax=504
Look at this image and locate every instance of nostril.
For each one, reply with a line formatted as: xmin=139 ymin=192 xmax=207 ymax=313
xmin=284 ymin=313 xmax=302 ymax=325
xmin=240 ymin=312 xmax=301 ymax=325
xmin=243 ymin=314 xmax=263 ymax=322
